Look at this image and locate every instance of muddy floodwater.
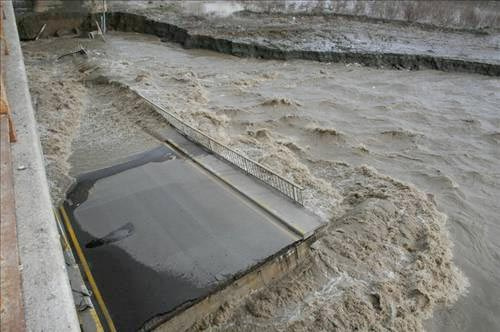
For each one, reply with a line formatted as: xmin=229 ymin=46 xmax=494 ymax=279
xmin=23 ymin=32 xmax=499 ymax=331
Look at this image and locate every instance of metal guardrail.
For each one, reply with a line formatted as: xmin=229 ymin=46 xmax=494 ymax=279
xmin=137 ymin=91 xmax=304 ymax=205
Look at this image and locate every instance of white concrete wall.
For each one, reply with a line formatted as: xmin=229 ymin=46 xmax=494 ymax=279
xmin=13 ymin=0 xmax=104 ymax=13
xmin=3 ymin=1 xmax=80 ymax=331
xmin=244 ymin=0 xmax=500 ymax=29
xmin=14 ymin=1 xmax=500 ymax=29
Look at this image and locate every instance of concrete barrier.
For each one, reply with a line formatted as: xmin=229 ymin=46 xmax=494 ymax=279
xmin=2 ymin=1 xmax=79 ymax=331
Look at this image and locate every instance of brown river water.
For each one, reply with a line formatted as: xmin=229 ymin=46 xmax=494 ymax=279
xmin=23 ymin=33 xmax=499 ymax=331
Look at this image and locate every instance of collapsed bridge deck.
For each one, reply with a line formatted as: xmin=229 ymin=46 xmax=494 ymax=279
xmin=62 ymin=143 xmax=320 ymax=331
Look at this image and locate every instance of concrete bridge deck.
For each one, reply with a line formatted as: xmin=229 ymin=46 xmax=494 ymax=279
xmin=62 ymin=142 xmax=322 ymax=331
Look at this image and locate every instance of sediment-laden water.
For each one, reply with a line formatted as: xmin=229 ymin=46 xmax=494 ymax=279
xmin=22 ymin=33 xmax=499 ymax=331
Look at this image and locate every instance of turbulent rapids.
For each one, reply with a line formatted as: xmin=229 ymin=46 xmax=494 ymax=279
xmin=23 ymin=29 xmax=500 ymax=331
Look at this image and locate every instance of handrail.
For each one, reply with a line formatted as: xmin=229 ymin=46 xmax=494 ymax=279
xmin=136 ymin=91 xmax=304 ymax=205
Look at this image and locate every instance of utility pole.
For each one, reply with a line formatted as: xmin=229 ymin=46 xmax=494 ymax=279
xmin=101 ymin=0 xmax=107 ymax=34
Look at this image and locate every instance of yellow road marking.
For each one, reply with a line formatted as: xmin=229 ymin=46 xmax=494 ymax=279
xmin=59 ymin=206 xmax=117 ymax=332
xmin=89 ymin=308 xmax=105 ymax=332
xmin=54 ymin=208 xmax=105 ymax=332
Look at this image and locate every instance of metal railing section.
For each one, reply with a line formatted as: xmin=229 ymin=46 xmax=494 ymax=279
xmin=137 ymin=91 xmax=304 ymax=205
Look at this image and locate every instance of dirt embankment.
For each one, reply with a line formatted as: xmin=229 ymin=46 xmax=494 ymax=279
xmin=105 ymin=11 xmax=500 ymax=76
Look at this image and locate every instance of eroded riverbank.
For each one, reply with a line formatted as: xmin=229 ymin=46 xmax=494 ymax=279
xmin=16 ymin=4 xmax=500 ymax=76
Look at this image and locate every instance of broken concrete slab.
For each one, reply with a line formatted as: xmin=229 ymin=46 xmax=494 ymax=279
xmin=63 ymin=145 xmax=303 ymax=331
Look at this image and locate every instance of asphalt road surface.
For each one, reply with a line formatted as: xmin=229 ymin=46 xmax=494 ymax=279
xmin=64 ymin=145 xmax=299 ymax=331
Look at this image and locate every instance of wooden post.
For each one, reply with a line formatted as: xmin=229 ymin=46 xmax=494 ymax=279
xmin=0 ymin=1 xmax=9 ymax=55
xmin=0 ymin=77 xmax=16 ymax=142
xmin=0 ymin=1 xmax=16 ymax=142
